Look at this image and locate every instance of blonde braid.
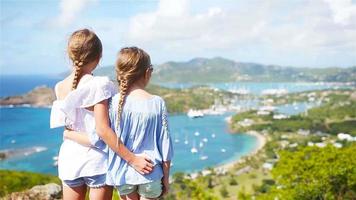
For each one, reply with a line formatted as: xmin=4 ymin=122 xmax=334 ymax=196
xmin=67 ymin=29 xmax=102 ymax=90
xmin=114 ymin=46 xmax=152 ymax=146
xmin=115 ymin=78 xmax=129 ymax=146
xmin=72 ymin=61 xmax=84 ymax=90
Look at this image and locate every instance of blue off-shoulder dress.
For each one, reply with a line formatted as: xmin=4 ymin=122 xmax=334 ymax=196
xmin=105 ymin=94 xmax=174 ymax=186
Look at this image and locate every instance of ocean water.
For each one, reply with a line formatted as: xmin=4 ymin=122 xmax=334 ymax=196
xmin=0 ymin=75 xmax=61 ymax=97
xmin=0 ymin=107 xmax=255 ymax=175
xmin=0 ymin=75 xmax=346 ymax=175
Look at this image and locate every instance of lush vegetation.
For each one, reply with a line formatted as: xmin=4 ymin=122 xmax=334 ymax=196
xmin=256 ymin=144 xmax=356 ymax=200
xmin=2 ymin=89 xmax=355 ymax=199
xmin=146 ymin=84 xmax=236 ymax=113
xmin=262 ymin=89 xmax=352 ymax=105
xmin=0 ymin=170 xmax=60 ymax=197
xmin=231 ymin=92 xmax=356 ymax=136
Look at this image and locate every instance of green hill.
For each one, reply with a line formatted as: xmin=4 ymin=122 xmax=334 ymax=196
xmin=94 ymin=57 xmax=356 ymax=83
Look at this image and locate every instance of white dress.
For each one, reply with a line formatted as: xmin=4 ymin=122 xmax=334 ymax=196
xmin=50 ymin=75 xmax=116 ymax=181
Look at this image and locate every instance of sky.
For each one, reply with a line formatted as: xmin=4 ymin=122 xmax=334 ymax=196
xmin=0 ymin=0 xmax=356 ymax=75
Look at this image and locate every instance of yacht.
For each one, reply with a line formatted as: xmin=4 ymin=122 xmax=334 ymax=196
xmin=187 ymin=109 xmax=204 ymax=118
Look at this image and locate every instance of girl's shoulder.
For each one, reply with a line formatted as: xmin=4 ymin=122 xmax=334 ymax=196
xmin=111 ymin=94 xmax=166 ymax=111
xmin=113 ymin=93 xmax=165 ymax=104
xmin=60 ymin=75 xmax=117 ymax=108
xmin=78 ymin=75 xmax=113 ymax=88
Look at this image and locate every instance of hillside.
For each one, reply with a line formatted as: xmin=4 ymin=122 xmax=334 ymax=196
xmin=0 ymin=86 xmax=55 ymax=107
xmin=0 ymin=84 xmax=235 ymax=113
xmin=230 ymin=90 xmax=356 ymax=135
xmin=167 ymin=89 xmax=356 ymax=199
xmin=94 ymin=57 xmax=356 ymax=83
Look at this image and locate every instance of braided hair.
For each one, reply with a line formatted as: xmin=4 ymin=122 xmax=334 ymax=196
xmin=67 ymin=29 xmax=102 ymax=90
xmin=115 ymin=47 xmax=151 ymax=145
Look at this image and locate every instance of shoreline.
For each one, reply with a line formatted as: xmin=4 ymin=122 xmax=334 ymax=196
xmin=213 ymin=130 xmax=267 ymax=172
xmin=189 ymin=130 xmax=267 ymax=178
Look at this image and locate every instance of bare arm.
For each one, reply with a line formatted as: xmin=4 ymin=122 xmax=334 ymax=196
xmin=162 ymin=161 xmax=171 ymax=196
xmin=63 ymin=99 xmax=154 ymax=174
xmin=63 ymin=128 xmax=92 ymax=146
xmin=94 ymin=99 xmax=153 ymax=174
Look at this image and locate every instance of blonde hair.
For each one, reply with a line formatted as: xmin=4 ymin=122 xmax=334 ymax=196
xmin=67 ymin=29 xmax=102 ymax=90
xmin=115 ymin=47 xmax=151 ymax=133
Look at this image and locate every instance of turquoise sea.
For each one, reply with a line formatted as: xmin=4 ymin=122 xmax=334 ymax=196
xmin=0 ymin=75 xmax=350 ymax=175
xmin=0 ymin=107 xmax=256 ymax=175
xmin=0 ymin=75 xmax=258 ymax=175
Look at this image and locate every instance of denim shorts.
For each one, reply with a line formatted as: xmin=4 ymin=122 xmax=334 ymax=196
xmin=117 ymin=180 xmax=162 ymax=198
xmin=63 ymin=174 xmax=106 ymax=188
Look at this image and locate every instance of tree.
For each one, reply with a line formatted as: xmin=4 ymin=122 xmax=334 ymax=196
xmin=219 ymin=185 xmax=229 ymax=198
xmin=257 ymin=144 xmax=356 ymax=200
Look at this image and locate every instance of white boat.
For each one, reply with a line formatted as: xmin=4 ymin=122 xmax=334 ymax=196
xmin=184 ymin=134 xmax=189 ymax=145
xmin=191 ymin=147 xmax=198 ymax=154
xmin=259 ymin=105 xmax=276 ymax=112
xmin=194 ymin=131 xmax=200 ymax=136
xmin=202 ymin=138 xmax=208 ymax=143
xmin=191 ymin=141 xmax=198 ymax=153
xmin=199 ymin=142 xmax=204 ymax=148
xmin=187 ymin=109 xmax=204 ymax=118
xmin=211 ymin=133 xmax=216 ymax=138
xmin=261 ymin=89 xmax=288 ymax=96
xmin=229 ymin=87 xmax=250 ymax=95
xmin=174 ymin=133 xmax=180 ymax=143
xmin=200 ymin=155 xmax=208 ymax=160
xmin=221 ymin=148 xmax=226 ymax=153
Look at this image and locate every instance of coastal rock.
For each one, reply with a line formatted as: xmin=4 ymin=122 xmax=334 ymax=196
xmin=0 ymin=146 xmax=48 ymax=161
xmin=6 ymin=183 xmax=62 ymax=200
xmin=0 ymin=152 xmax=6 ymax=160
xmin=0 ymin=86 xmax=55 ymax=107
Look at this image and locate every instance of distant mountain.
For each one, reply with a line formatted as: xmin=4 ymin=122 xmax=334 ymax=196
xmin=94 ymin=57 xmax=356 ymax=83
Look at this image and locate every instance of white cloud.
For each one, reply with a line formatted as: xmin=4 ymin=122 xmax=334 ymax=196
xmin=54 ymin=0 xmax=97 ymax=27
xmin=125 ymin=0 xmax=356 ymax=66
xmin=324 ymin=0 xmax=356 ymax=25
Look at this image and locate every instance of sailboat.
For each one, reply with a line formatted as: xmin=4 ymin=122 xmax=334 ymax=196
xmin=199 ymin=147 xmax=208 ymax=160
xmin=174 ymin=133 xmax=180 ymax=143
xmin=183 ymin=133 xmax=189 ymax=145
xmin=191 ymin=140 xmax=198 ymax=154
xmin=53 ymin=156 xmax=58 ymax=166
